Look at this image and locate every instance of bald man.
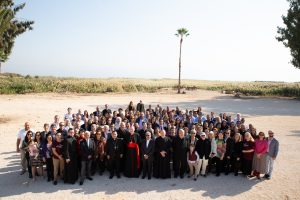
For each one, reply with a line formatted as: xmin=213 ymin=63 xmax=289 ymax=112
xmin=16 ymin=122 xmax=35 ymax=175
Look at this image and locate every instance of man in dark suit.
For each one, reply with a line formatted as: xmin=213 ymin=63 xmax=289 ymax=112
xmin=264 ymin=130 xmax=279 ymax=180
xmin=140 ymin=131 xmax=155 ymax=179
xmin=136 ymin=100 xmax=145 ymax=113
xmin=106 ymin=131 xmax=124 ymax=179
xmin=79 ymin=131 xmax=95 ymax=185
xmin=195 ymin=132 xmax=211 ymax=177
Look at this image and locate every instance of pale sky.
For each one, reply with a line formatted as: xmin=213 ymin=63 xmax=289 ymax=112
xmin=3 ymin=0 xmax=300 ymax=82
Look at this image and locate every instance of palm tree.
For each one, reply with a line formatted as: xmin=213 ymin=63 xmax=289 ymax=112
xmin=175 ymin=28 xmax=189 ymax=94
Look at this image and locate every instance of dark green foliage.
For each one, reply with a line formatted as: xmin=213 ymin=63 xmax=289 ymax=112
xmin=277 ymin=0 xmax=300 ymax=69
xmin=0 ymin=0 xmax=34 ymax=64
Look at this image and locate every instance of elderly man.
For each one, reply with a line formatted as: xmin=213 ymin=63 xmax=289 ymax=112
xmin=140 ymin=131 xmax=155 ymax=179
xmin=79 ymin=131 xmax=95 ymax=185
xmin=16 ymin=122 xmax=35 ymax=175
xmin=264 ymin=130 xmax=279 ymax=180
xmin=172 ymin=129 xmax=188 ymax=178
xmin=106 ymin=131 xmax=124 ymax=179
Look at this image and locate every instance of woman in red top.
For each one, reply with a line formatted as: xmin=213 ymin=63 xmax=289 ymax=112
xmin=252 ymin=131 xmax=268 ymax=179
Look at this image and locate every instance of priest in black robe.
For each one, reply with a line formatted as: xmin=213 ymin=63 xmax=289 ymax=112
xmin=63 ymin=128 xmax=78 ymax=184
xmin=123 ymin=126 xmax=141 ymax=178
xmin=172 ymin=129 xmax=188 ymax=178
xmin=106 ymin=131 xmax=124 ymax=179
xmin=153 ymin=130 xmax=172 ymax=179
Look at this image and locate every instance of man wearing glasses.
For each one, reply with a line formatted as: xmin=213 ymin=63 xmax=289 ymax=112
xmin=140 ymin=131 xmax=155 ymax=179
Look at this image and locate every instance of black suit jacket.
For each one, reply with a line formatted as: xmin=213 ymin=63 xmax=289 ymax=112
xmin=106 ymin=138 xmax=124 ymax=158
xmin=140 ymin=139 xmax=155 ymax=160
xmin=80 ymin=138 xmax=95 ymax=161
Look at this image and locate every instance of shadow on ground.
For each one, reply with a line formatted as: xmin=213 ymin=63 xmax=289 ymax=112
xmin=0 ymin=151 xmax=259 ymax=199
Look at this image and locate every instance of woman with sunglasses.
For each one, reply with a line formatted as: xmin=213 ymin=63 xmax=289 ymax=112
xmin=21 ymin=131 xmax=33 ymax=179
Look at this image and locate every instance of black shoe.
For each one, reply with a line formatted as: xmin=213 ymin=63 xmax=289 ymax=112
xmin=174 ymin=175 xmax=178 ymax=178
xmin=109 ymin=175 xmax=113 ymax=179
xmin=263 ymin=174 xmax=270 ymax=178
xmin=234 ymin=173 xmax=238 ymax=176
xmin=142 ymin=175 xmax=146 ymax=179
xmin=203 ymin=174 xmax=207 ymax=177
xmin=225 ymin=172 xmax=229 ymax=175
xmin=79 ymin=181 xmax=83 ymax=185
xmin=117 ymin=175 xmax=121 ymax=179
xmin=99 ymin=172 xmax=103 ymax=176
xmin=53 ymin=181 xmax=57 ymax=185
xmin=180 ymin=175 xmax=184 ymax=179
xmin=87 ymin=177 xmax=93 ymax=181
xmin=194 ymin=178 xmax=197 ymax=181
xmin=47 ymin=177 xmax=51 ymax=182
xmin=148 ymin=176 xmax=151 ymax=180
xmin=216 ymin=173 xmax=220 ymax=177
xmin=20 ymin=170 xmax=26 ymax=175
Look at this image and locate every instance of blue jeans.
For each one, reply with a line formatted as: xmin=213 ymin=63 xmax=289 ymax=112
xmin=266 ymin=155 xmax=274 ymax=177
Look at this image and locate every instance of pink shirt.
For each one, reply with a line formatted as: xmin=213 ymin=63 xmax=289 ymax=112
xmin=254 ymin=139 xmax=268 ymax=154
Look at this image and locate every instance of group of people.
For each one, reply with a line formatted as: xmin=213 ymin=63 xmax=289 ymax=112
xmin=16 ymin=100 xmax=279 ymax=185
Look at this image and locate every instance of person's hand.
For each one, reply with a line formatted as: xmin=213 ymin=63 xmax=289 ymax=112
xmin=144 ymin=155 xmax=148 ymax=159
xmin=237 ymin=157 xmax=240 ymax=161
xmin=43 ymin=157 xmax=46 ymax=163
xmin=227 ymin=156 xmax=230 ymax=159
xmin=17 ymin=148 xmax=20 ymax=153
xmin=220 ymin=156 xmax=224 ymax=161
xmin=88 ymin=155 xmax=92 ymax=159
xmin=66 ymin=159 xmax=71 ymax=163
xmin=59 ymin=156 xmax=64 ymax=161
xmin=120 ymin=154 xmax=123 ymax=158
xmin=107 ymin=155 xmax=110 ymax=160
xmin=160 ymin=152 xmax=165 ymax=157
xmin=257 ymin=154 xmax=261 ymax=159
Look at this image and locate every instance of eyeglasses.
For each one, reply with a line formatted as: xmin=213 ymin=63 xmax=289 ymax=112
xmin=201 ymin=135 xmax=205 ymax=137
xmin=146 ymin=135 xmax=150 ymax=137
xmin=36 ymin=135 xmax=41 ymax=137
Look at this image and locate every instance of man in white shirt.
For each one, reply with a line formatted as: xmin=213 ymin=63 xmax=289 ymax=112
xmin=16 ymin=122 xmax=35 ymax=175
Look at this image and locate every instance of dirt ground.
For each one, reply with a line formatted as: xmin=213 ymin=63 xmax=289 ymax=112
xmin=0 ymin=90 xmax=300 ymax=200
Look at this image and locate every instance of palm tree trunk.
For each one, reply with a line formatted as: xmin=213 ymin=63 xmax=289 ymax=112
xmin=178 ymin=38 xmax=182 ymax=94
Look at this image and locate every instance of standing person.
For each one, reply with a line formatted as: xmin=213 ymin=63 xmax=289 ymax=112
xmin=124 ymin=126 xmax=141 ymax=178
xmin=63 ymin=128 xmax=78 ymax=184
xmin=187 ymin=144 xmax=200 ymax=181
xmin=207 ymin=131 xmax=217 ymax=173
xmin=224 ymin=130 xmax=234 ymax=175
xmin=52 ymin=132 xmax=64 ymax=185
xmin=40 ymin=123 xmax=50 ymax=143
xmin=79 ymin=131 xmax=95 ymax=185
xmin=242 ymin=132 xmax=255 ymax=176
xmin=94 ymin=131 xmax=106 ymax=176
xmin=21 ymin=131 xmax=33 ymax=179
xmin=28 ymin=136 xmax=42 ymax=181
xmin=106 ymin=131 xmax=123 ymax=179
xmin=215 ymin=132 xmax=226 ymax=176
xmin=195 ymin=132 xmax=211 ymax=177
xmin=140 ymin=131 xmax=155 ymax=179
xmin=172 ymin=129 xmax=188 ymax=178
xmin=42 ymin=133 xmax=53 ymax=182
xmin=136 ymin=100 xmax=145 ymax=113
xmin=33 ymin=132 xmax=44 ymax=177
xmin=16 ymin=122 xmax=34 ymax=175
xmin=264 ymin=130 xmax=279 ymax=180
xmin=252 ymin=131 xmax=268 ymax=179
xmin=232 ymin=133 xmax=243 ymax=176
xmin=153 ymin=130 xmax=172 ymax=179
